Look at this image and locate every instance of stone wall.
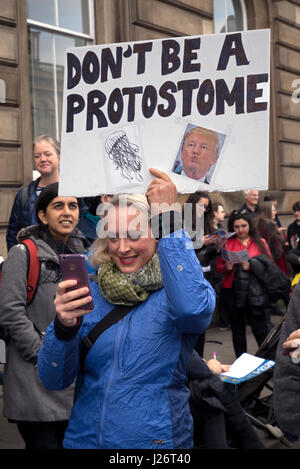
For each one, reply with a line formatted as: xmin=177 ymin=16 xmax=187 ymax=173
xmin=0 ymin=0 xmax=32 ymax=258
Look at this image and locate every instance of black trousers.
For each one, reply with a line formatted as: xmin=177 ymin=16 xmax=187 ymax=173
xmin=221 ymin=288 xmax=269 ymax=358
xmin=190 ymin=388 xmax=265 ymax=449
xmin=191 ymin=402 xmax=228 ymax=449
xmin=16 ymin=421 xmax=69 ymax=449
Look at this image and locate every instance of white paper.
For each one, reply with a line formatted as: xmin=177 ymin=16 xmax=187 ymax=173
xmin=221 ymin=353 xmax=265 ymax=379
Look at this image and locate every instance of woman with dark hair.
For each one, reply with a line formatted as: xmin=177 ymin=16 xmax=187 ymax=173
xmin=0 ymin=183 xmax=88 ymax=449
xmin=184 ymin=191 xmax=220 ymax=236
xmin=263 ymin=194 xmax=282 ymax=228
xmin=255 ymin=201 xmax=289 ymax=275
xmin=183 ymin=193 xmax=225 ymax=289
xmin=215 ymin=210 xmax=273 ymax=357
xmin=183 ymin=192 xmax=221 ymax=355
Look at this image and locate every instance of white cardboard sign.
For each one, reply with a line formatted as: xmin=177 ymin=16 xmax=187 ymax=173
xmin=59 ymin=29 xmax=270 ymax=196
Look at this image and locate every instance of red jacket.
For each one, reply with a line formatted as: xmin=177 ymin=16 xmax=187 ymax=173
xmin=216 ymin=236 xmax=272 ymax=289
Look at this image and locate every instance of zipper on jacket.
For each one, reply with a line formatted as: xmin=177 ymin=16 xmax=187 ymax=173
xmin=99 ymin=320 xmax=123 ymax=448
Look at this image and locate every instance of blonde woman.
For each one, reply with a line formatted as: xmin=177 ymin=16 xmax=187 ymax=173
xmin=38 ymin=169 xmax=216 ymax=449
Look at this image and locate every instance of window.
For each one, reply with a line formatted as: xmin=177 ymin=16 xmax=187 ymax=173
xmin=27 ymin=0 xmax=94 ymax=140
xmin=214 ymin=0 xmax=247 ymax=34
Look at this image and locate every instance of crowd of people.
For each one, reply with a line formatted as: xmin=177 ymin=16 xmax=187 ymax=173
xmin=1 ymin=135 xmax=300 ymax=449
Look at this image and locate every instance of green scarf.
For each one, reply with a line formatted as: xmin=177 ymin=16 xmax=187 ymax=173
xmin=97 ymin=252 xmax=163 ymax=306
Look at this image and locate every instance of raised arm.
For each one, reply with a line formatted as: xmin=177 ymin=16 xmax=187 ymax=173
xmin=146 ymin=168 xmax=215 ymax=334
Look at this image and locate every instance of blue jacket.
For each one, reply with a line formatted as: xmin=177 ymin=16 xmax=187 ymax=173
xmin=6 ymin=178 xmax=41 ymax=251
xmin=38 ymin=230 xmax=215 ymax=449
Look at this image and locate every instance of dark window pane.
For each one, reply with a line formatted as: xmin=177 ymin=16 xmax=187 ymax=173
xmin=29 ymin=28 xmax=56 ymax=138
xmin=58 ymin=0 xmax=90 ymax=34
xmin=27 ymin=0 xmax=56 ymax=26
xmin=229 ymin=0 xmax=244 ymax=31
xmin=29 ymin=26 xmax=90 ymax=140
xmin=27 ymin=1 xmax=93 ymax=140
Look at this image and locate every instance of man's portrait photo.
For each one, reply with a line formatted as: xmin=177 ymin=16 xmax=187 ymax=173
xmin=172 ymin=124 xmax=226 ymax=184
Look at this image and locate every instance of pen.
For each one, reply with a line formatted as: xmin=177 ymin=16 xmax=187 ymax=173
xmin=213 ymin=352 xmax=216 ymax=360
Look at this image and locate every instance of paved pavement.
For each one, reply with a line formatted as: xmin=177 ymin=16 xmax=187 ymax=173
xmin=0 ymin=393 xmax=23 ymax=449
xmin=0 ymin=313 xmax=299 ymax=450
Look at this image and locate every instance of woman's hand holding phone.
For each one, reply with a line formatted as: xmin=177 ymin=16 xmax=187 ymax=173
xmin=55 ymin=280 xmax=93 ymax=327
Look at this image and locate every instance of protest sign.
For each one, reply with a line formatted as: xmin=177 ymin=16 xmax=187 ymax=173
xmin=59 ymin=29 xmax=270 ymax=196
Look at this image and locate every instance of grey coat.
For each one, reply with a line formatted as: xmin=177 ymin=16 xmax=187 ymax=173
xmin=0 ymin=225 xmax=87 ymax=421
xmin=273 ymin=282 xmax=300 ymax=437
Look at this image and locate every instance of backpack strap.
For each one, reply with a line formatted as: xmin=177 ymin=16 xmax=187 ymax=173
xmin=20 ymin=185 xmax=29 ymax=209
xmin=0 ymin=239 xmax=40 ymax=344
xmin=80 ymin=304 xmax=134 ymax=373
xmin=21 ymin=239 xmax=40 ymax=305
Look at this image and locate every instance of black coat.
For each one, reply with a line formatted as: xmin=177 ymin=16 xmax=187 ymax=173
xmin=286 ymin=246 xmax=300 ymax=275
xmin=233 ymin=263 xmax=269 ymax=310
xmin=287 ymin=220 xmax=300 ymax=249
xmin=232 ymin=254 xmax=291 ymax=310
xmin=250 ymin=254 xmax=291 ymax=304
xmin=187 ymin=350 xmax=265 ymax=449
xmin=187 ymin=350 xmax=227 ymax=412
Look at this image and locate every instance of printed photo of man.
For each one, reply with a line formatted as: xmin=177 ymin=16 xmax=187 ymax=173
xmin=172 ymin=126 xmax=221 ymax=183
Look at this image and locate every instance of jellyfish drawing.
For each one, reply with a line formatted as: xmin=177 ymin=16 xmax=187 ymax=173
xmin=105 ymin=130 xmax=144 ymax=184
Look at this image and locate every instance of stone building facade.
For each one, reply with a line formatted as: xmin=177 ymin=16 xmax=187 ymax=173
xmin=0 ymin=0 xmax=300 ymax=256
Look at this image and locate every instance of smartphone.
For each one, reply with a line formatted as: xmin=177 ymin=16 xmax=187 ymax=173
xmin=59 ymin=254 xmax=94 ymax=311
